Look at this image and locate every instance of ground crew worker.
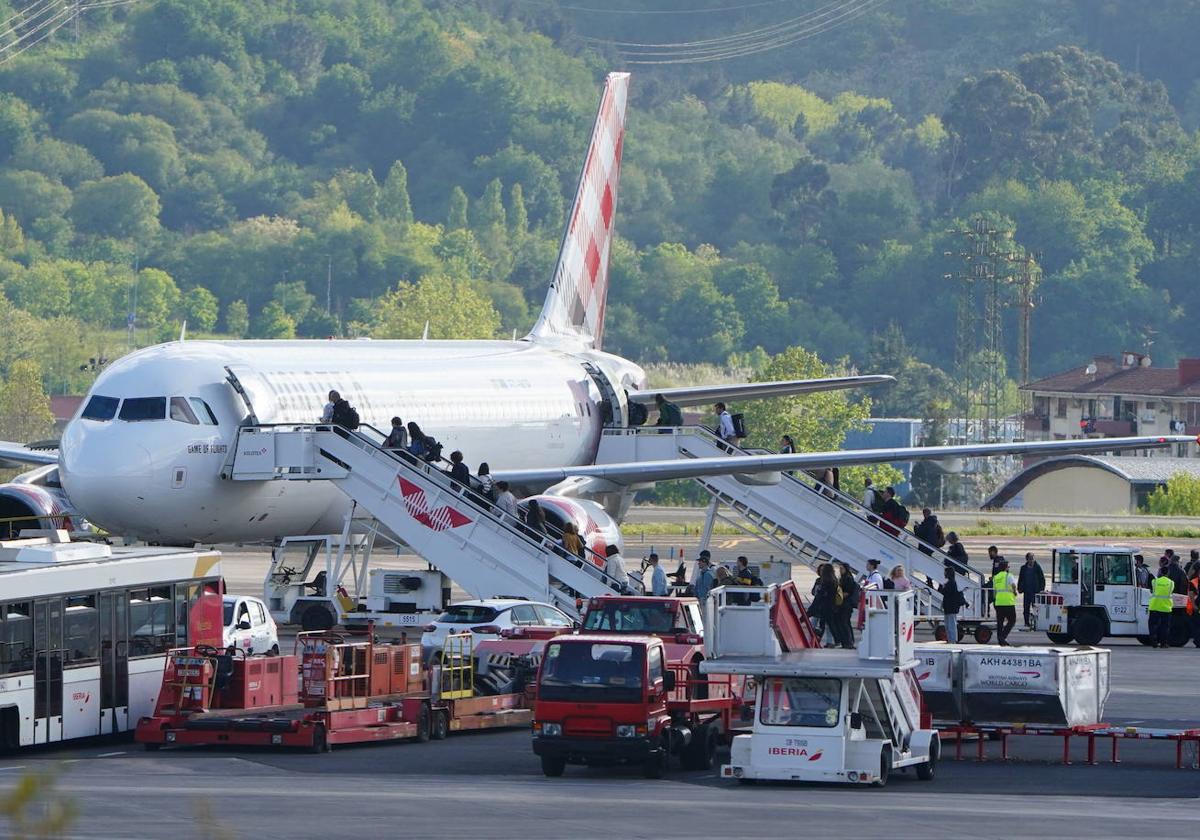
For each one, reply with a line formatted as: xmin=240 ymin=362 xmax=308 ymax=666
xmin=1149 ymin=568 xmax=1175 ymax=649
xmin=992 ymin=560 xmax=1018 ymax=646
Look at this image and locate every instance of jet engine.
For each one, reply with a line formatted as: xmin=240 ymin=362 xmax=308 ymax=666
xmin=518 ymin=495 xmax=623 ymax=568
xmin=0 ymin=466 xmax=78 ymax=538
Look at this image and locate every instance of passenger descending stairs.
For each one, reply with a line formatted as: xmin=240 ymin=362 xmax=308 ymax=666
xmin=596 ymin=427 xmax=990 ymax=617
xmin=228 ymin=424 xmax=625 ymax=618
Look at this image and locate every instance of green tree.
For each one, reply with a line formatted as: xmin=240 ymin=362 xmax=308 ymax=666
xmin=0 ymin=358 xmax=53 ymax=444
xmin=253 ymin=299 xmax=296 ymax=339
xmin=369 ymin=274 xmax=500 ymax=340
xmin=71 ymin=174 xmax=161 ymax=241
xmin=1145 ymin=473 xmax=1200 ymax=516
xmin=0 ymin=169 xmax=71 ymax=229
xmin=739 ymin=345 xmax=872 ymax=453
xmin=182 ymin=286 xmax=219 ymax=331
xmin=272 ymin=279 xmax=315 ymax=323
xmin=446 ymin=186 xmax=468 ymax=230
xmin=380 ymin=160 xmax=413 ymax=226
xmin=134 ymin=268 xmax=181 ymax=329
xmin=508 ymin=182 xmax=528 ymax=244
xmin=0 ymin=93 xmax=37 ymax=161
xmin=225 ymin=299 xmax=249 ymax=337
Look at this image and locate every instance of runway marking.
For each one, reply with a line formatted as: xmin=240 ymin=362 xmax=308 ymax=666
xmin=0 ymin=765 xmax=27 ymax=771
xmin=96 ymin=751 xmax=125 ymax=758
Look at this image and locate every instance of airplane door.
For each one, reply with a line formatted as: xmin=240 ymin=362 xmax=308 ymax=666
xmin=582 ymin=362 xmax=626 ymax=427
xmin=225 ymin=365 xmax=278 ymax=425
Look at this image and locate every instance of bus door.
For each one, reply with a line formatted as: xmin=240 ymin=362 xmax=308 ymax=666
xmin=32 ymin=598 xmax=64 ymax=744
xmin=1079 ymin=553 xmax=1095 ymax=606
xmin=99 ymin=591 xmax=129 ymax=735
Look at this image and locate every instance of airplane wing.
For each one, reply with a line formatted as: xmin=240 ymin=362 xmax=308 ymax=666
xmin=0 ymin=440 xmax=59 ymax=468
xmin=494 ymin=434 xmax=1192 ymax=487
xmin=627 ymin=375 xmax=895 ymax=408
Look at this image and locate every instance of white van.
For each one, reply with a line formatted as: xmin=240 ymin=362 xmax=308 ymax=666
xmin=223 ymin=595 xmax=280 ymax=655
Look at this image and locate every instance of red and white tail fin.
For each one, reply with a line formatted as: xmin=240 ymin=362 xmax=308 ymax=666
xmin=528 ymin=72 xmax=630 ymax=349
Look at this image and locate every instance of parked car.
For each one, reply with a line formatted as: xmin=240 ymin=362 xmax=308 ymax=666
xmin=223 ymin=595 xmax=280 ymax=655
xmin=422 ymin=599 xmax=574 ymax=659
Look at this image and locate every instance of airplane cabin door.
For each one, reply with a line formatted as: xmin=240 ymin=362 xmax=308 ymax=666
xmin=224 ymin=365 xmax=278 ymax=425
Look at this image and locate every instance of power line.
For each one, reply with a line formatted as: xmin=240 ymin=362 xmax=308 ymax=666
xmin=0 ymin=0 xmax=65 ymax=45
xmin=0 ymin=3 xmax=76 ymax=64
xmin=501 ymin=0 xmax=806 ymax=15
xmin=583 ymin=0 xmax=858 ymax=49
xmin=0 ymin=0 xmax=57 ymax=33
xmin=618 ymin=0 xmax=887 ymax=64
xmin=0 ymin=1 xmax=72 ymax=56
xmin=0 ymin=0 xmax=144 ymax=65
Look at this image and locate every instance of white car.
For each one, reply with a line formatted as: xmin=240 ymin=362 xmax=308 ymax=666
xmin=223 ymin=595 xmax=280 ymax=655
xmin=422 ymin=599 xmax=575 ymax=659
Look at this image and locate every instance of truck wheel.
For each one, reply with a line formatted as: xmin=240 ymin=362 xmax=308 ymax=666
xmin=972 ymin=625 xmax=992 ymax=644
xmin=933 ymin=624 xmax=948 ymax=642
xmin=876 ymin=745 xmax=892 ymax=787
xmin=308 ymin=724 xmax=327 ymax=754
xmin=644 ymin=733 xmax=670 ymax=779
xmin=1070 ymin=613 xmax=1104 ymax=646
xmin=269 ymin=644 xmax=280 ymax=657
xmin=1168 ymin=616 xmax=1191 ymax=648
xmin=540 ymin=755 xmax=566 ymax=777
xmin=1046 ymin=632 xmax=1073 ymax=645
xmin=682 ymin=725 xmax=717 ymax=771
xmin=415 ymin=703 xmax=431 ymax=743
xmin=431 ymin=709 xmax=449 ymax=740
xmin=301 ymin=605 xmax=335 ymax=632
xmin=916 ymin=736 xmax=939 ymax=781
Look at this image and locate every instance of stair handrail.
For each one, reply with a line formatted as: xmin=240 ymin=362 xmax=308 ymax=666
xmin=261 ymin=423 xmax=628 ymax=596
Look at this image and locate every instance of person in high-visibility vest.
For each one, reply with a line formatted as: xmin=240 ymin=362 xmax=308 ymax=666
xmin=993 ymin=559 xmax=1018 ymax=646
xmin=1149 ymin=569 xmax=1175 ymax=649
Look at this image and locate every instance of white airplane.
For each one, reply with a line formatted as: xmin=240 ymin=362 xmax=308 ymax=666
xmin=0 ymin=72 xmax=1187 ymax=545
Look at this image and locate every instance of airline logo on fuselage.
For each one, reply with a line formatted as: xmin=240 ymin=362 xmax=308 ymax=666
xmin=397 ymin=478 xmax=472 ymax=531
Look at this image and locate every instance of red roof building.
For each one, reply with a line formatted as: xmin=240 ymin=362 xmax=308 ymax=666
xmin=1021 ymin=351 xmax=1198 ymax=457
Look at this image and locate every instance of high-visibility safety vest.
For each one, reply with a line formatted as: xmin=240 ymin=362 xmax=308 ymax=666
xmin=1149 ymin=576 xmax=1175 ymax=613
xmin=993 ymin=571 xmax=1016 ymax=607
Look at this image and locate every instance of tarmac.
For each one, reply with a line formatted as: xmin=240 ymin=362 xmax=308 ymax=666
xmin=4 ymin=529 xmax=1200 ymax=837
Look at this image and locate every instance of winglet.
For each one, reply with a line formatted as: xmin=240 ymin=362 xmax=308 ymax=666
xmin=528 ymin=72 xmax=630 ymax=349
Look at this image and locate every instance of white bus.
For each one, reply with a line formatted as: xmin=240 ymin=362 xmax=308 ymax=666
xmin=0 ymin=535 xmax=223 ymax=749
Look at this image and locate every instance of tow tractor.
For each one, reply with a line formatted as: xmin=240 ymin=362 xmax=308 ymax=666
xmin=135 ymin=630 xmax=531 ymax=751
xmin=703 ymin=587 xmax=939 ymax=787
xmin=1033 ymin=546 xmax=1191 ymax=647
xmin=529 ymin=582 xmax=820 ymax=777
xmin=264 ymin=530 xmax=449 ymax=632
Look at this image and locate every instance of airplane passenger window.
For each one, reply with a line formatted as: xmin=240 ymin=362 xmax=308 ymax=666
xmin=119 ymin=397 xmax=167 ymax=422
xmin=170 ymin=397 xmax=199 ymax=425
xmin=190 ymin=398 xmax=218 ymax=425
xmin=81 ymin=395 xmax=119 ymax=421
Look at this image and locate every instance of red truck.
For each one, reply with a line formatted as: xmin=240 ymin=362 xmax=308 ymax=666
xmin=531 ymin=632 xmax=736 ymax=777
xmin=527 ymin=584 xmax=820 ymax=778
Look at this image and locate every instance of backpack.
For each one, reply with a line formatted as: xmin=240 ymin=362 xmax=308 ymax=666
xmin=344 ymin=406 xmax=360 ymax=430
xmin=425 ymin=439 xmax=443 ymax=463
xmin=895 ymin=503 xmax=910 ymax=526
xmin=933 ymin=523 xmax=946 ymax=548
xmin=731 ymin=412 xmax=747 ymax=438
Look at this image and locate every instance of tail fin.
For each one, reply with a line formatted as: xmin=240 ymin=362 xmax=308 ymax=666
xmin=528 ymin=71 xmax=630 ymax=349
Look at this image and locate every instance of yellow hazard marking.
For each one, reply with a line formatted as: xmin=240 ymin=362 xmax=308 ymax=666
xmin=192 ymin=553 xmax=221 ymax=578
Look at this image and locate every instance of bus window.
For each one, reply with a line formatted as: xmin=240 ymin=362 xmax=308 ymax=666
xmin=129 ymin=587 xmax=174 ymax=656
xmin=1056 ymin=552 xmax=1080 ymax=584
xmin=1097 ymin=553 xmax=1132 ymax=586
xmin=0 ymin=602 xmax=33 ymax=675
xmin=64 ymin=596 xmax=99 ymax=664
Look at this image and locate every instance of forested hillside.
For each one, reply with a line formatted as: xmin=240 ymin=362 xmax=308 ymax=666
xmin=2 ymin=0 xmax=1200 ymax=415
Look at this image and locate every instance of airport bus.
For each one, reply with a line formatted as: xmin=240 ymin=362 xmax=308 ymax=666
xmin=0 ymin=537 xmax=223 ymax=749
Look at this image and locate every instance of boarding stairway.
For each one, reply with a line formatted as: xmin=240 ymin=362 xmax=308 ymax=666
xmin=227 ymin=424 xmax=628 ymax=618
xmin=597 ymin=427 xmax=991 ymax=618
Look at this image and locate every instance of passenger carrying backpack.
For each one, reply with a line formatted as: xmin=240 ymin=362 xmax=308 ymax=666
xmin=344 ymin=406 xmax=360 ymax=430
xmin=731 ymin=412 xmax=747 ymax=438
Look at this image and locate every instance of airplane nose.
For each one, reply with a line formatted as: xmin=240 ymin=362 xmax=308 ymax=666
xmin=60 ymin=439 xmax=154 ymax=533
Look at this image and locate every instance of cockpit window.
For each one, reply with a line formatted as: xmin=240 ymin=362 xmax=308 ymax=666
xmin=81 ymin=395 xmax=119 ymax=421
xmin=119 ymin=397 xmax=166 ymax=422
xmin=190 ymin=398 xmax=218 ymax=425
xmin=169 ymin=397 xmax=199 ymax=425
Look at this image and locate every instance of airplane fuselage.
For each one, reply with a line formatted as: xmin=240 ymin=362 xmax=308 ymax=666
xmin=59 ymin=338 xmax=645 ymax=543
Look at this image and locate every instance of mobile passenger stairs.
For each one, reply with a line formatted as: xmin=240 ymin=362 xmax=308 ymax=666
xmin=226 ymin=424 xmax=632 ymax=621
xmin=598 ymin=426 xmax=996 ymax=640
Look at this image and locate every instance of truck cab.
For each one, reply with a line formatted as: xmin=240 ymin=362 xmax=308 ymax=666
xmin=1033 ymin=546 xmax=1187 ymax=646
